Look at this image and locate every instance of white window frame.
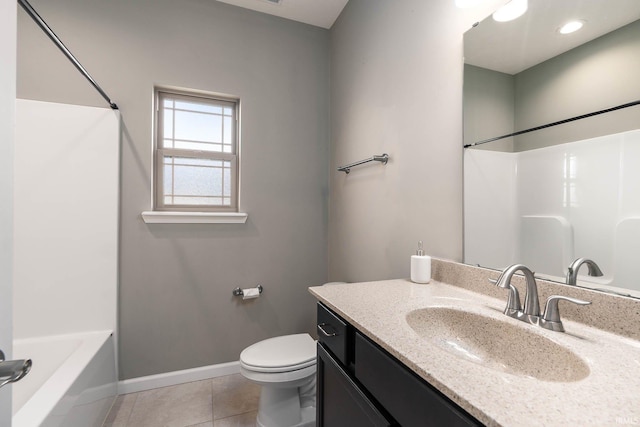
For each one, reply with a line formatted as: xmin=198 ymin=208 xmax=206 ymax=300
xmin=154 ymin=88 xmax=240 ymax=213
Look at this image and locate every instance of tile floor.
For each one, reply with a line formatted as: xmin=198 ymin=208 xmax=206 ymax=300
xmin=103 ymin=374 xmax=261 ymax=427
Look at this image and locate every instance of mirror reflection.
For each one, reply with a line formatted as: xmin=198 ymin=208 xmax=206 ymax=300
xmin=463 ymin=0 xmax=640 ymax=298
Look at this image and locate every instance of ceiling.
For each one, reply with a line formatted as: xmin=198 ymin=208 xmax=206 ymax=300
xmin=215 ymin=0 xmax=349 ymax=29
xmin=464 ymin=0 xmax=640 ymax=74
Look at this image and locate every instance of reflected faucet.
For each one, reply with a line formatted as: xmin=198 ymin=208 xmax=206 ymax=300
xmin=566 ymin=258 xmax=603 ymax=286
xmin=493 ymin=264 xmax=540 ymax=322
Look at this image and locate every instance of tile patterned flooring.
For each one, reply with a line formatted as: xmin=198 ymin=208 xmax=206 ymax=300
xmin=103 ymin=374 xmax=261 ymax=427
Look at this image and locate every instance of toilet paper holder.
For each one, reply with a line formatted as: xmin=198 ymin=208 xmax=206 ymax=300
xmin=233 ymin=285 xmax=263 ymax=297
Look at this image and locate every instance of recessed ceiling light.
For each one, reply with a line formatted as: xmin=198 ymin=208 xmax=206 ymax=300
xmin=492 ymin=0 xmax=528 ymax=22
xmin=559 ymin=20 xmax=585 ymax=34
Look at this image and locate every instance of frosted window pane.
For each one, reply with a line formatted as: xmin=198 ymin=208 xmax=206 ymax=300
xmin=173 ymin=165 xmax=222 ymax=196
xmin=163 ymin=138 xmax=174 ymax=149
xmin=175 ymin=100 xmax=222 ymax=114
xmin=162 ymin=156 xmax=231 ymax=207
xmin=173 ymin=196 xmax=223 ymax=205
xmin=163 ymin=99 xmax=173 ymax=108
xmin=163 ymin=164 xmax=173 ymax=196
xmin=223 ymin=166 xmax=231 ymax=197
xmin=224 ymin=107 xmax=233 ymax=116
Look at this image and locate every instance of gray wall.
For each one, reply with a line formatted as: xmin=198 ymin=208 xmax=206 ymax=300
xmin=463 ymin=64 xmax=514 ymax=151
xmin=328 ymin=0 xmax=472 ymax=282
xmin=464 ymin=19 xmax=640 ymax=152
xmin=514 ymin=19 xmax=640 ymax=151
xmin=17 ymin=0 xmax=329 ymax=379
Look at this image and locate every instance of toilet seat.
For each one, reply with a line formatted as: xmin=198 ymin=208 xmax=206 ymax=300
xmin=240 ymin=333 xmax=316 ymax=373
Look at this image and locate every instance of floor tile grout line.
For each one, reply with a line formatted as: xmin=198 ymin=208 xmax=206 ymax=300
xmin=216 ymin=408 xmax=258 ymax=420
xmin=210 ymin=376 xmax=215 ymax=422
xmin=100 ymin=396 xmax=118 ymax=427
xmin=123 ymin=392 xmax=139 ymax=427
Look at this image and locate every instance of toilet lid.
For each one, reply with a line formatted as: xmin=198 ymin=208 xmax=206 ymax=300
xmin=240 ymin=333 xmax=316 ymax=373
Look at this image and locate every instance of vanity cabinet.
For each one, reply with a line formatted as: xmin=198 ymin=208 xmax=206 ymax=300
xmin=317 ymin=344 xmax=393 ymax=426
xmin=316 ymin=303 xmax=481 ymax=427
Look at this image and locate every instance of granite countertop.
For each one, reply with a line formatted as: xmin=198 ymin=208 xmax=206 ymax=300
xmin=309 ymin=278 xmax=640 ymax=427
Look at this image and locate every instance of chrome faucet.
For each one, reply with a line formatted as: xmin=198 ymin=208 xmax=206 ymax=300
xmin=566 ymin=258 xmax=603 ymax=286
xmin=493 ymin=264 xmax=540 ymax=322
xmin=491 ymin=263 xmax=591 ymax=332
xmin=0 ymin=350 xmax=31 ymax=389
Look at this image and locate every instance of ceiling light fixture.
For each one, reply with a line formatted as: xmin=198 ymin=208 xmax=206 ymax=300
xmin=492 ymin=0 xmax=528 ymax=22
xmin=559 ymin=20 xmax=585 ymax=34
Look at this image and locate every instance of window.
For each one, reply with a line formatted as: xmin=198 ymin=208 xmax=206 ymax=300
xmin=154 ymin=89 xmax=239 ymax=212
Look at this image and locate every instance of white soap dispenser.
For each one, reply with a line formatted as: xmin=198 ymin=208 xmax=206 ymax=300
xmin=411 ymin=241 xmax=431 ymax=284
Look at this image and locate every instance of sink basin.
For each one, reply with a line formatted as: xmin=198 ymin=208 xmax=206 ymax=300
xmin=405 ymin=307 xmax=590 ymax=382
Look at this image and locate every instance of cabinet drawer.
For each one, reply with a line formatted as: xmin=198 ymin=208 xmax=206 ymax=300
xmin=355 ymin=332 xmax=480 ymax=427
xmin=317 ymin=303 xmax=348 ymax=365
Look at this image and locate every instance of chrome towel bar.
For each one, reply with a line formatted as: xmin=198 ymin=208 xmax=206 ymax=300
xmin=338 ymin=153 xmax=389 ymax=174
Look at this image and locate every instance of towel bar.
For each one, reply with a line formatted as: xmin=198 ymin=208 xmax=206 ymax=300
xmin=338 ymin=153 xmax=389 ymax=174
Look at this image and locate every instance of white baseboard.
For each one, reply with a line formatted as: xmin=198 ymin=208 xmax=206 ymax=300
xmin=117 ymin=361 xmax=241 ymax=395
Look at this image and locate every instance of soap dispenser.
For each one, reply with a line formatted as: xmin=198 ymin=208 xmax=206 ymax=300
xmin=411 ymin=241 xmax=431 ymax=284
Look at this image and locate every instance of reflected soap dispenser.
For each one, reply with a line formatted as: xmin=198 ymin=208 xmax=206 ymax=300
xmin=411 ymin=241 xmax=431 ymax=284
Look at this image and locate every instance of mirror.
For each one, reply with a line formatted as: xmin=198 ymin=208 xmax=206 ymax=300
xmin=463 ymin=0 xmax=640 ymax=298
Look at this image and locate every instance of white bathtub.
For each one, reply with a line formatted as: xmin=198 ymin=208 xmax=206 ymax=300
xmin=12 ymin=331 xmax=117 ymax=427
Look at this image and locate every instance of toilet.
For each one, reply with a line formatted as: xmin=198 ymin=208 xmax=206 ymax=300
xmin=240 ymin=333 xmax=317 ymax=427
xmin=240 ymin=282 xmax=345 ymax=427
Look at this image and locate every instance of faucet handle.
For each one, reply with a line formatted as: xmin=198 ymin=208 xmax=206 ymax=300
xmin=489 ymin=277 xmax=522 ymax=315
xmin=541 ymin=295 xmax=591 ymax=332
xmin=504 ymin=284 xmax=523 ymax=314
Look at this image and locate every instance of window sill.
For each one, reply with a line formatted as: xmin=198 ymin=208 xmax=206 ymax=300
xmin=141 ymin=211 xmax=248 ymax=224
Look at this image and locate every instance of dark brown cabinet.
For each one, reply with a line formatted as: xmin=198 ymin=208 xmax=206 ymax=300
xmin=317 ymin=343 xmax=393 ymax=426
xmin=316 ymin=302 xmax=482 ymax=427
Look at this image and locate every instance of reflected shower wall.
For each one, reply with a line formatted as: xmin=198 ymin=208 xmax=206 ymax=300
xmin=464 ymin=128 xmax=640 ymax=293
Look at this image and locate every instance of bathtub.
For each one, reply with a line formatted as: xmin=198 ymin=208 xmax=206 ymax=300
xmin=12 ymin=331 xmax=117 ymax=427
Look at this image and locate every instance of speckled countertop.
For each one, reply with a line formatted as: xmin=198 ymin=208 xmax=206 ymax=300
xmin=309 ymin=262 xmax=640 ymax=427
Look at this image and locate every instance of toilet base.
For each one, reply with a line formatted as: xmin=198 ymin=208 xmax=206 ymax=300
xmin=256 ymin=406 xmax=315 ymax=427
xmin=254 ymin=378 xmax=316 ymax=427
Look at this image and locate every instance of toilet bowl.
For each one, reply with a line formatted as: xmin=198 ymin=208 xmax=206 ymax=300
xmin=240 ymin=333 xmax=317 ymax=427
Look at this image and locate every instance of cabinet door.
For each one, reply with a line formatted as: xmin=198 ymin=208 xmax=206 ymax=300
xmin=317 ymin=343 xmax=393 ymax=427
xmin=355 ymin=332 xmax=481 ymax=427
